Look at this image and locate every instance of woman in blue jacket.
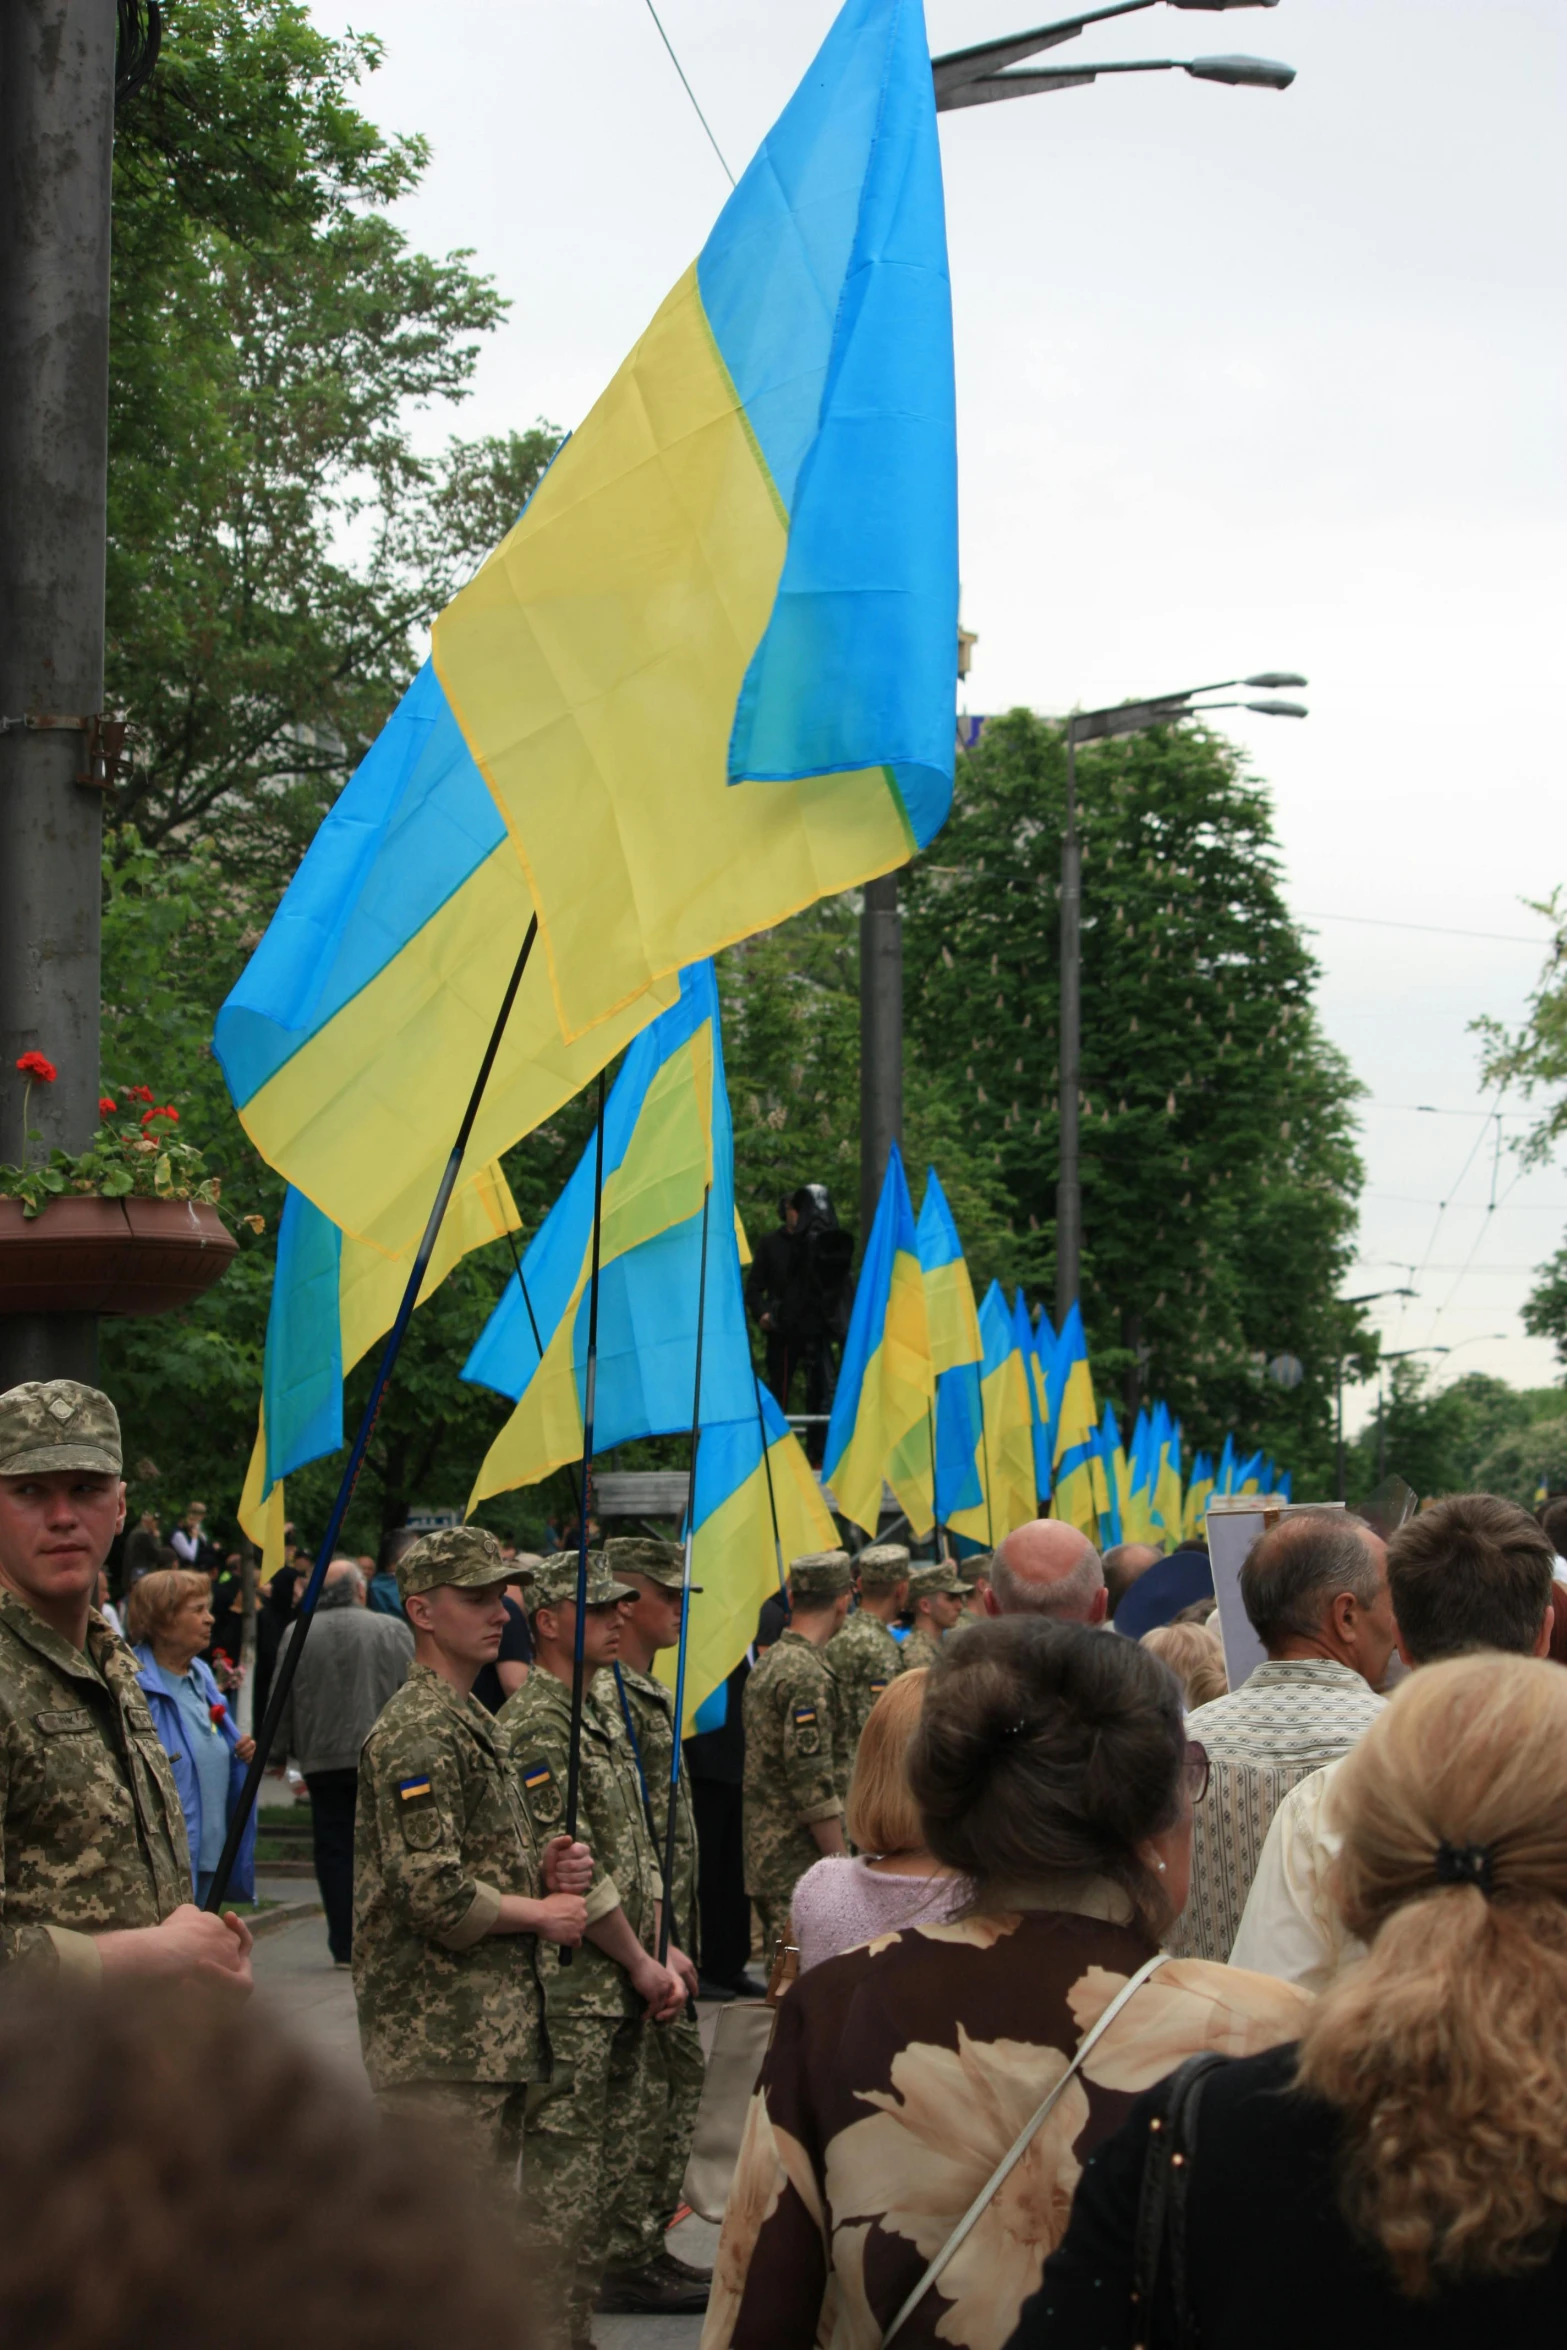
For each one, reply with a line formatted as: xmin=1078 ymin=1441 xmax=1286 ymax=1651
xmin=125 ymin=1566 xmax=258 ymax=1905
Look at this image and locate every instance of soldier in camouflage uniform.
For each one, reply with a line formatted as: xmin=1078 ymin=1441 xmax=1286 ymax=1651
xmin=742 ymin=1549 xmax=853 ymax=1959
xmin=902 ymin=1559 xmax=973 ymax=1672
xmin=502 ymin=1556 xmax=691 ymax=2346
xmin=827 ymin=1542 xmax=911 ymax=1761
xmin=0 ymin=1381 xmax=248 ymax=1986
xmin=352 ymin=1525 xmax=591 ymax=2205
xmin=597 ymin=1536 xmax=709 ymax=2310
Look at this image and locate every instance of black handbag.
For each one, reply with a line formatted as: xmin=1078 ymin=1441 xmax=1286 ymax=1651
xmin=1130 ymin=2051 xmax=1227 ymax=2349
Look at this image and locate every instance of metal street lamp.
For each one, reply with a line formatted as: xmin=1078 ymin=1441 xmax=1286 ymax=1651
xmin=933 ymin=0 xmax=1295 ymax=112
xmin=1054 ymin=676 xmax=1308 ymax=1326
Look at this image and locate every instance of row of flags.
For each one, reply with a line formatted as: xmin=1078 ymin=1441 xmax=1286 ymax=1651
xmin=820 ymin=1145 xmax=1293 ymax=1560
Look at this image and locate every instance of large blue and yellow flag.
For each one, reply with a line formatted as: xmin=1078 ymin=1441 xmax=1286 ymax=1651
xmin=825 ymin=1141 xmax=934 ymax=1536
xmin=942 ymin=1280 xmax=1035 ymax=1547
xmin=1151 ymin=1403 xmax=1184 ymax=1545
xmin=237 ymin=1161 xmax=522 ymax=1577
xmin=915 ymin=1169 xmax=983 ymax=1531
xmin=463 ymin=964 xmax=749 ymax=1508
xmin=1183 ymin=1449 xmax=1215 ymax=1540
xmin=664 ymin=1380 xmax=837 ymax=1732
xmin=214 ymin=0 xmax=956 ymax=1261
xmin=1048 ymin=1301 xmax=1104 ymax=1541
xmin=1096 ymin=1398 xmax=1129 ymax=1549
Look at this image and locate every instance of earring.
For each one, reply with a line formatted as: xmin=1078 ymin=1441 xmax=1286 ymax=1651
xmin=1156 ymin=1860 xmax=1167 ymax=1873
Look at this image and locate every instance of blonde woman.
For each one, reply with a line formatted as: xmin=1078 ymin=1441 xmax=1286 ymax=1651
xmin=1140 ymin=1620 xmax=1227 ymax=1711
xmin=789 ymin=1670 xmax=966 ymax=1970
xmin=1032 ymin=1652 xmax=1567 ymax=2346
xmin=127 ymin=1567 xmax=257 ymax=1905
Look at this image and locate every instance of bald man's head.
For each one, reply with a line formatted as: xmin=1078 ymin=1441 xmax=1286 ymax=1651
xmin=990 ymin=1520 xmax=1106 ymax=1625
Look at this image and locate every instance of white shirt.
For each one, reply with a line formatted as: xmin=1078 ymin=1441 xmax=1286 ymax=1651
xmin=1228 ymin=1754 xmax=1368 ymax=1993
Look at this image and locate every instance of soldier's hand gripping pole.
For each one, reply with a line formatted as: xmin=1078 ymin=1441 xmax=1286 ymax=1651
xmin=659 ymin=1182 xmax=710 ymax=1967
xmin=205 ymin=916 xmax=540 ymax=1912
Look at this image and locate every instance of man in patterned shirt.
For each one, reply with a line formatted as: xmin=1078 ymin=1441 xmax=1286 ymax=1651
xmin=1168 ymin=1507 xmax=1393 ymax=1963
xmin=826 ymin=1541 xmax=910 ymax=1757
xmin=742 ymin=1549 xmax=852 ymax=1957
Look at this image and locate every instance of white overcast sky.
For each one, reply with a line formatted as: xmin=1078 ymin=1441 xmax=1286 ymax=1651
xmin=313 ymin=0 xmax=1567 ymax=1428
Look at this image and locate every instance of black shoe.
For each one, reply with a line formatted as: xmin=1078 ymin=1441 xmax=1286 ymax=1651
xmin=697 ymin=1972 xmax=738 ymax=2002
xmin=728 ymin=1967 xmax=768 ymax=1998
xmin=596 ymin=2265 xmax=710 ymax=2315
xmin=658 ymin=2245 xmax=714 ymax=2284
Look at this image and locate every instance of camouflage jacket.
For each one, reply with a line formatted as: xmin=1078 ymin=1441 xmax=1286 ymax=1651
xmin=611 ymin=1662 xmax=698 ymax=1959
xmin=826 ymin=1607 xmax=905 ymax=1757
xmin=353 ymin=1663 xmax=548 ymax=2089
xmin=501 ymin=1667 xmax=661 ymax=2019
xmin=0 ymin=1591 xmax=190 ymax=1976
xmin=742 ymin=1630 xmax=843 ymax=1902
xmin=902 ymin=1622 xmax=944 ymax=1674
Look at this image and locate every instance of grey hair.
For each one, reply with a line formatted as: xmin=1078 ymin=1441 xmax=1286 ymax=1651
xmin=325 ymin=1559 xmax=365 ymax=1597
xmin=991 ymin=1542 xmax=1105 ymax=1620
xmin=1240 ymin=1510 xmax=1380 ymax=1650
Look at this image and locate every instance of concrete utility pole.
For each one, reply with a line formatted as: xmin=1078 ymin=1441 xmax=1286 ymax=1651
xmin=0 ymin=0 xmax=117 ymax=1386
xmin=859 ymin=874 xmax=903 ymax=1241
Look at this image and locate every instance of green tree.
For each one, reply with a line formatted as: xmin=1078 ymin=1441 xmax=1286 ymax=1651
xmin=1478 ymin=892 xmax=1567 ymax=1374
xmin=903 ymin=713 xmax=1371 ymax=1487
xmin=107 ymin=0 xmax=557 ymax=887
xmin=1345 ymin=1367 xmax=1567 ymax=1503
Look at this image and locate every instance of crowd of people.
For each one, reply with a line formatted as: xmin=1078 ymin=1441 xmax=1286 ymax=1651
xmin=4 ymin=1370 xmax=1567 ymax=2349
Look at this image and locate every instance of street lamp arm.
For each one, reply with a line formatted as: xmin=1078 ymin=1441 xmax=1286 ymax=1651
xmin=937 ymin=49 xmax=1294 ymax=110
xmin=931 ymin=0 xmax=1158 ymax=103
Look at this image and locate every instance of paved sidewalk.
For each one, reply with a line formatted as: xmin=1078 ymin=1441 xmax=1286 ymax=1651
xmin=253 ymin=1913 xmax=717 ymax=2348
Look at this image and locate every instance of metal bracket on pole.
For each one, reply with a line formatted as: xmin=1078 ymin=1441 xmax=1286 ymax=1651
xmin=0 ymin=713 xmax=133 ymax=788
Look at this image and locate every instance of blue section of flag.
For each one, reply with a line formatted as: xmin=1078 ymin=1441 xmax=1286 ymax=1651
xmin=263 ymin=1187 xmax=344 ymax=1487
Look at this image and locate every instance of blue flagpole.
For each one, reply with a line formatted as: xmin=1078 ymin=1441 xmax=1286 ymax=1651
xmin=660 ymin=1182 xmax=711 ymax=1966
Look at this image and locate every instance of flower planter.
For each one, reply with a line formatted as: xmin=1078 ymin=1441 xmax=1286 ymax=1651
xmin=0 ymin=1195 xmax=238 ymax=1317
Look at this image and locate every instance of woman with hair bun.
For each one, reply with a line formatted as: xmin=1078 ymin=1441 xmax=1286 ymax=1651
xmin=1028 ymin=1651 xmax=1567 ymax=2347
xmin=702 ymin=1620 xmax=1310 ymax=2350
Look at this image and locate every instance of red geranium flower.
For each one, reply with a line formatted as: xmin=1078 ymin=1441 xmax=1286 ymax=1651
xmin=126 ymin=1084 xmax=155 ymax=1104
xmin=209 ymin=1701 xmax=228 ymax=1726
xmin=140 ymin=1104 xmax=179 ymax=1128
xmin=98 ymin=1097 xmax=119 ymax=1117
xmin=15 ymin=1052 xmax=56 ymax=1084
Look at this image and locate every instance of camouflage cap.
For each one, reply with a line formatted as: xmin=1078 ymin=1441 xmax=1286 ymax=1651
xmin=909 ymin=1560 xmax=974 ymax=1601
xmin=602 ymin=1535 xmax=700 ymax=1595
xmin=788 ymin=1548 xmax=853 ymax=1600
xmin=526 ymin=1551 xmax=637 ymax=1612
xmin=856 ymin=1542 xmax=911 ymax=1592
xmin=396 ymin=1524 xmax=517 ymax=1601
xmin=0 ymin=1381 xmax=122 ymax=1478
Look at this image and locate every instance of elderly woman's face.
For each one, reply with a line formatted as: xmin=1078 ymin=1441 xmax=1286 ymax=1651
xmin=170 ymin=1588 xmax=213 ymax=1659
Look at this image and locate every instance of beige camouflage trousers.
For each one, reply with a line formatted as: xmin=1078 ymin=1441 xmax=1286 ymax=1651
xmin=604 ymin=2006 xmax=707 ymax=2271
xmin=524 ymin=2011 xmax=647 ymax=2342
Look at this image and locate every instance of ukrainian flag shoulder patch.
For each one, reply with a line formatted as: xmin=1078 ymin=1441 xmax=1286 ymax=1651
xmin=398 ymin=1776 xmax=433 ymax=1801
xmin=521 ymin=1760 xmax=553 ymax=1793
xmin=793 ymin=1706 xmax=818 ymax=1726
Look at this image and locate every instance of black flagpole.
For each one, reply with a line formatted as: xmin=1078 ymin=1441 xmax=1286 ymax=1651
xmin=562 ymin=1065 xmax=608 ymax=1839
xmin=205 ymin=915 xmax=540 ymax=1911
xmin=659 ymin=1181 xmax=711 ymax=1966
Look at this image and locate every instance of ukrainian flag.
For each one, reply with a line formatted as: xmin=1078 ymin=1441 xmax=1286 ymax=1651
xmin=214 ymin=0 xmax=956 ymax=1257
xmin=1237 ymin=1449 xmax=1265 ymax=1496
xmin=915 ymin=1168 xmax=983 ymax=1531
xmin=1152 ymin=1404 xmax=1184 ymax=1546
xmin=1183 ymin=1450 xmax=1215 ymax=1539
xmin=1216 ymin=1432 xmax=1238 ymax=1497
xmin=1096 ymin=1398 xmax=1130 ymax=1549
xmin=825 ymin=1142 xmax=934 ymax=1536
xmin=237 ymin=1160 xmax=522 ymax=1578
xmin=464 ymin=964 xmax=753 ymax=1508
xmin=1030 ymin=1307 xmax=1057 ymax=1473
xmin=663 ymin=1381 xmax=837 ymax=1732
xmin=1048 ymin=1301 xmax=1102 ymax=1542
xmin=946 ymin=1281 xmax=1035 ymax=1545
xmin=1012 ymin=1291 xmax=1052 ymax=1509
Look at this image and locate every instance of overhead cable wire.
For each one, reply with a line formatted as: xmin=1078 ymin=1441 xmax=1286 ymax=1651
xmin=641 ymin=0 xmax=736 ymax=186
xmin=1295 ymin=910 xmax=1550 ymax=947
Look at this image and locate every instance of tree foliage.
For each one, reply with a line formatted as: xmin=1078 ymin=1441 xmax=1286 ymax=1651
xmin=903 ymin=714 xmax=1372 ymax=1486
xmin=1478 ymin=893 xmax=1567 ymax=1376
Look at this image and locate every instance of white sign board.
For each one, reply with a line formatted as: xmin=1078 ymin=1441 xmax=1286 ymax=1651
xmin=1206 ymin=1499 xmax=1345 ymax=1692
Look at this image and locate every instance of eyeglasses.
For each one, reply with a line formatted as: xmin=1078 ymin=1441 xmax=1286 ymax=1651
xmin=1183 ymin=1740 xmax=1210 ymax=1805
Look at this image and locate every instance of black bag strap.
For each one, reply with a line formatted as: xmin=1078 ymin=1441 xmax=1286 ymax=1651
xmin=1131 ymin=2050 xmax=1226 ymax=2349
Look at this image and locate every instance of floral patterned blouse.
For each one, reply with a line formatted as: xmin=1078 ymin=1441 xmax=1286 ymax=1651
xmin=701 ymin=1892 xmax=1312 ymax=2350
